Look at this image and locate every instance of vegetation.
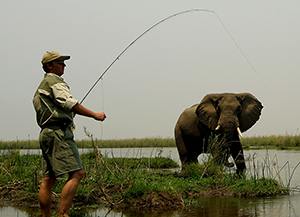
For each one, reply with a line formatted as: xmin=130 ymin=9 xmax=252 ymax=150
xmin=0 ymin=151 xmax=288 ymax=210
xmin=2 ymin=133 xmax=300 ymax=150
xmin=0 ymin=131 xmax=296 ymax=216
xmin=0 ymin=137 xmax=175 ymax=150
xmin=241 ymin=134 xmax=300 ymax=149
xmin=0 ymin=137 xmax=290 ymax=216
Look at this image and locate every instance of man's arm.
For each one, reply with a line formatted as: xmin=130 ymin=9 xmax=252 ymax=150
xmin=71 ymin=103 xmax=106 ymax=121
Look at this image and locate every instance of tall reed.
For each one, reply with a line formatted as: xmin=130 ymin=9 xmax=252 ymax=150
xmin=2 ymin=133 xmax=300 ymax=150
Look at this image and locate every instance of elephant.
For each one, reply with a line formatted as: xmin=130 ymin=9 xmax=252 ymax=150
xmin=174 ymin=93 xmax=263 ymax=174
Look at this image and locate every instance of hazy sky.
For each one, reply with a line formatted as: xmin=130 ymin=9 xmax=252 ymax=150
xmin=1 ymin=1 xmax=300 ymax=141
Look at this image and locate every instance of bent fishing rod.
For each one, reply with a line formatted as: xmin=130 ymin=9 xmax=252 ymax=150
xmin=79 ymin=9 xmax=215 ymax=104
xmin=80 ymin=8 xmax=256 ymax=104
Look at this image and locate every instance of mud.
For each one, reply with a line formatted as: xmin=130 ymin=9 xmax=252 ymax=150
xmin=0 ymin=181 xmax=235 ymax=215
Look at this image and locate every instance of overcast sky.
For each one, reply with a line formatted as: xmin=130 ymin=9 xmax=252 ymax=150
xmin=1 ymin=0 xmax=300 ymax=141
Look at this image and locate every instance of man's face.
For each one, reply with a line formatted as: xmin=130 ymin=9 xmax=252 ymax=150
xmin=47 ymin=60 xmax=66 ymax=76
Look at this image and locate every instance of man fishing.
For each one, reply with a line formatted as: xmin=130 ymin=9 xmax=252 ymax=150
xmin=33 ymin=51 xmax=106 ymax=217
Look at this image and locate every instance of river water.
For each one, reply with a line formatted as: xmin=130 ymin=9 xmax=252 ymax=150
xmin=1 ymin=148 xmax=300 ymax=217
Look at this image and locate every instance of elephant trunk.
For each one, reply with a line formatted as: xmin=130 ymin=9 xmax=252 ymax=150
xmin=215 ymin=124 xmax=243 ymax=137
xmin=217 ymin=121 xmax=236 ymax=134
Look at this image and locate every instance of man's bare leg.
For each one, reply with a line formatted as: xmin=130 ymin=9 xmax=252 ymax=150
xmin=58 ymin=169 xmax=84 ymax=217
xmin=39 ymin=177 xmax=56 ymax=217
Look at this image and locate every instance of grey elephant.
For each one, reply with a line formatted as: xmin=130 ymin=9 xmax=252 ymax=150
xmin=174 ymin=93 xmax=263 ymax=174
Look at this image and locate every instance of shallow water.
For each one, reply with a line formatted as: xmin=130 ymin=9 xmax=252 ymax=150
xmin=2 ymin=194 xmax=300 ymax=217
xmin=1 ymin=148 xmax=300 ymax=217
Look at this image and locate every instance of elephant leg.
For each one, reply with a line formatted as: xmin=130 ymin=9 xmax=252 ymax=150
xmin=230 ymin=141 xmax=246 ymax=174
xmin=178 ymin=144 xmax=200 ymax=170
xmin=175 ymin=127 xmax=189 ymax=169
xmin=175 ymin=127 xmax=202 ymax=170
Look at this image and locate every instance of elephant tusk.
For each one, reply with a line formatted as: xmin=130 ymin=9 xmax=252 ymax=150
xmin=215 ymin=125 xmax=220 ymax=131
xmin=237 ymin=127 xmax=243 ymax=138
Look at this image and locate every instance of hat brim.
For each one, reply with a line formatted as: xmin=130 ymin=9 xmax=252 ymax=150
xmin=56 ymin=56 xmax=71 ymax=61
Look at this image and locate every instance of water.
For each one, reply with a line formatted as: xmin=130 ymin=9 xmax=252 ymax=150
xmin=1 ymin=148 xmax=300 ymax=217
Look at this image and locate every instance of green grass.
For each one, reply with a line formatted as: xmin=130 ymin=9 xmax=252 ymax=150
xmin=2 ymin=134 xmax=300 ymax=150
xmin=0 ymin=137 xmax=175 ymax=150
xmin=0 ymin=132 xmax=295 ymax=217
xmin=241 ymin=134 xmax=300 ymax=149
xmin=0 ymin=146 xmax=289 ymax=212
xmin=0 ymin=134 xmax=300 ymax=149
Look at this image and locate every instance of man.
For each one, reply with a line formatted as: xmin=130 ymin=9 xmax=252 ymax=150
xmin=33 ymin=51 xmax=106 ymax=217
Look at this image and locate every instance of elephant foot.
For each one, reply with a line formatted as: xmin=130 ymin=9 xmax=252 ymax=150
xmin=236 ymin=169 xmax=246 ymax=176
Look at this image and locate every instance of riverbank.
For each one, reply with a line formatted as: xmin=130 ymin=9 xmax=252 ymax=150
xmin=0 ymin=149 xmax=289 ymax=216
xmin=1 ymin=135 xmax=300 ymax=150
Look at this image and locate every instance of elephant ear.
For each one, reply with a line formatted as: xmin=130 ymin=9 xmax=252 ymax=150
xmin=195 ymin=94 xmax=220 ymax=130
xmin=238 ymin=93 xmax=263 ymax=132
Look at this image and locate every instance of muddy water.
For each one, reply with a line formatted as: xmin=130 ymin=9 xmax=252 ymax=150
xmin=1 ymin=148 xmax=300 ymax=217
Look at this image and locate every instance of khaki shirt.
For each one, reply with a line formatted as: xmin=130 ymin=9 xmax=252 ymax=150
xmin=33 ymin=73 xmax=78 ymax=128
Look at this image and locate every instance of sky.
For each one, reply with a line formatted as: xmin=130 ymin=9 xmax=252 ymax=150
xmin=1 ymin=0 xmax=300 ymax=141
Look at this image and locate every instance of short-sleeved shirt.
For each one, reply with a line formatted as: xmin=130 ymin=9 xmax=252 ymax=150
xmin=33 ymin=73 xmax=78 ymax=128
xmin=33 ymin=73 xmax=82 ymax=177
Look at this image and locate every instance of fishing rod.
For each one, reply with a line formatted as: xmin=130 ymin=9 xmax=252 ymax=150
xmin=80 ymin=9 xmax=215 ymax=104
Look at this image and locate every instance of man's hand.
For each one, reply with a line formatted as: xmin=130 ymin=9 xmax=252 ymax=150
xmin=93 ymin=112 xmax=106 ymax=121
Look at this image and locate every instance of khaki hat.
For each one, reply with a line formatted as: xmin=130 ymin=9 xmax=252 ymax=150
xmin=41 ymin=51 xmax=70 ymax=64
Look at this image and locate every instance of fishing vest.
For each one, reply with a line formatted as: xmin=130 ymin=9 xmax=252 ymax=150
xmin=33 ymin=73 xmax=78 ymax=128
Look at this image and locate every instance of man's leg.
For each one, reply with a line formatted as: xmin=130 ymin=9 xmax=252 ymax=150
xmin=58 ymin=169 xmax=84 ymax=217
xmin=39 ymin=176 xmax=56 ymax=217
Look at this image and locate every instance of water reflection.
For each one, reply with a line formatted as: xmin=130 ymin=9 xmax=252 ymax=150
xmin=0 ymin=206 xmax=28 ymax=217
xmin=3 ymin=194 xmax=300 ymax=217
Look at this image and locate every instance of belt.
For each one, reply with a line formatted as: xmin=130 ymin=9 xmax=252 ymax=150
xmin=41 ymin=122 xmax=71 ymax=130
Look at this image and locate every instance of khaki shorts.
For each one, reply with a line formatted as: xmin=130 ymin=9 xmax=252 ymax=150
xmin=39 ymin=126 xmax=83 ymax=177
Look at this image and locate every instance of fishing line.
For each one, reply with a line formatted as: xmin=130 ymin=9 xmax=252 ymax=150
xmin=101 ymin=79 xmax=104 ymax=137
xmin=213 ymin=13 xmax=258 ymax=75
xmin=80 ymin=8 xmax=258 ymax=104
xmin=99 ymin=78 xmax=104 ymax=139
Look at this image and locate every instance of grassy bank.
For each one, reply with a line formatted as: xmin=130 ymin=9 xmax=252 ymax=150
xmin=1 ymin=134 xmax=300 ymax=150
xmin=0 ymin=137 xmax=175 ymax=150
xmin=241 ymin=134 xmax=300 ymax=149
xmin=0 ymin=148 xmax=289 ymax=215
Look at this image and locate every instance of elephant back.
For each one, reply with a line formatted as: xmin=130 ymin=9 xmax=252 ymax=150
xmin=175 ymin=104 xmax=201 ymax=137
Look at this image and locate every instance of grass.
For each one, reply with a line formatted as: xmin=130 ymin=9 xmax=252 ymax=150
xmin=0 ymin=131 xmax=297 ymax=216
xmin=241 ymin=134 xmax=300 ymax=149
xmin=0 ymin=136 xmax=175 ymax=150
xmin=0 ymin=134 xmax=291 ymax=215
xmin=0 ymin=151 xmax=288 ymax=211
xmin=1 ymin=133 xmax=300 ymax=150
